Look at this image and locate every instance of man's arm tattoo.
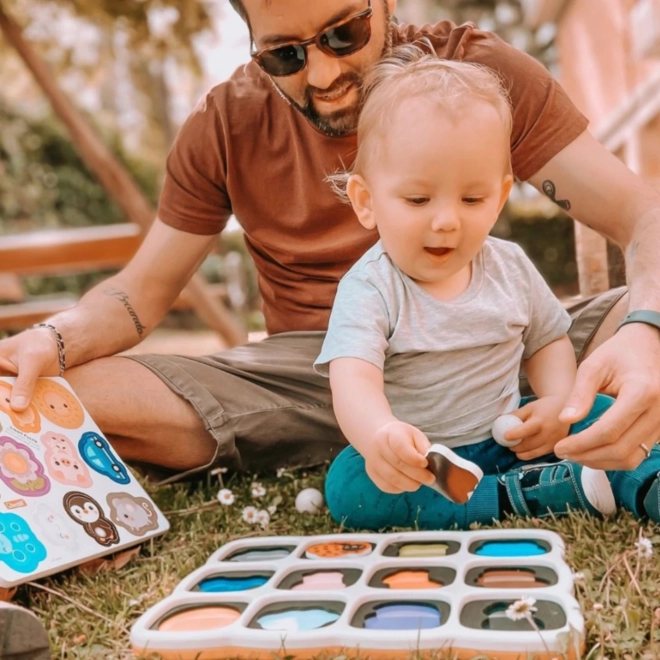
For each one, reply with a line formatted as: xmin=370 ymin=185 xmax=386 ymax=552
xmin=542 ymin=180 xmax=571 ymax=211
xmin=104 ymin=288 xmax=146 ymax=337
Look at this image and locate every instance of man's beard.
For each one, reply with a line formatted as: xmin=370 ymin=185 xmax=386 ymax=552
xmin=271 ymin=5 xmax=395 ymax=137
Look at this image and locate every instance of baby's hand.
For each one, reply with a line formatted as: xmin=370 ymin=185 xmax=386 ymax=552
xmin=362 ymin=420 xmax=435 ymax=494
xmin=503 ymin=396 xmax=571 ymax=461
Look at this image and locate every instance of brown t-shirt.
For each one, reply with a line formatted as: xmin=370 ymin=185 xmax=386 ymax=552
xmin=158 ymin=21 xmax=588 ymax=335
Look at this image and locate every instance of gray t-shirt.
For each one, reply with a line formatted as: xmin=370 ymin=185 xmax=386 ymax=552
xmin=314 ymin=237 xmax=571 ymax=448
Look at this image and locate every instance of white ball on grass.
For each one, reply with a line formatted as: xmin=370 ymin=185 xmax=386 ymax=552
xmin=295 ymin=488 xmax=325 ymax=514
xmin=492 ymin=414 xmax=523 ymax=448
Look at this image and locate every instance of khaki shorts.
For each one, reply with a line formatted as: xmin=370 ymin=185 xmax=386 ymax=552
xmin=126 ymin=286 xmax=627 ymax=480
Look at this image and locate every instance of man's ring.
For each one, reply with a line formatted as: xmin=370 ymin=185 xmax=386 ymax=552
xmin=640 ymin=442 xmax=651 ymax=458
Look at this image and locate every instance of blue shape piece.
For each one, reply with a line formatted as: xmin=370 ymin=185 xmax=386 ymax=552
xmin=474 ymin=541 xmax=547 ymax=557
xmin=78 ymin=432 xmax=130 ymax=485
xmin=198 ymin=575 xmax=269 ymax=592
xmin=0 ymin=513 xmax=47 ymax=574
xmin=365 ymin=603 xmax=441 ymax=630
xmin=257 ymin=608 xmax=339 ymax=631
xmin=228 ymin=548 xmax=291 ymax=562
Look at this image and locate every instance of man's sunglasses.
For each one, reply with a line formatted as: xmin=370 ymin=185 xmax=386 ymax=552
xmin=251 ymin=0 xmax=373 ymax=77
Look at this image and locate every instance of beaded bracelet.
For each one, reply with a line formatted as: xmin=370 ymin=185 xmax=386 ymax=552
xmin=32 ymin=323 xmax=66 ymax=377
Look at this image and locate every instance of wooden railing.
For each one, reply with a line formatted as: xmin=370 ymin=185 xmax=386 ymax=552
xmin=0 ymin=224 xmax=238 ymax=342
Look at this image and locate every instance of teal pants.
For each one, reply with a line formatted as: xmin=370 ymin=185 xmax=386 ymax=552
xmin=325 ymin=394 xmax=660 ymax=530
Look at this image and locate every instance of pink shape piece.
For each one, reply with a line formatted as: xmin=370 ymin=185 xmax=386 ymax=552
xmin=291 ymin=571 xmax=346 ymax=590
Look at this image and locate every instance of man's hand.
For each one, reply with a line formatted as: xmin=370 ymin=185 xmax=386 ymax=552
xmin=362 ymin=420 xmax=435 ymax=494
xmin=554 ymin=323 xmax=660 ymax=469
xmin=502 ymin=395 xmax=570 ymax=460
xmin=0 ymin=328 xmax=60 ymax=410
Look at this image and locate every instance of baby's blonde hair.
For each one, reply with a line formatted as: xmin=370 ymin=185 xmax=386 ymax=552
xmin=329 ymin=43 xmax=513 ymax=201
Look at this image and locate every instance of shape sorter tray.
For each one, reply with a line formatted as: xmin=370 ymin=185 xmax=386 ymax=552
xmin=131 ymin=529 xmax=583 ymax=660
xmin=0 ymin=376 xmax=169 ymax=587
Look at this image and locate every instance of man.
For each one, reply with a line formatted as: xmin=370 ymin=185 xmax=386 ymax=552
xmin=2 ymin=0 xmax=660 ymax=480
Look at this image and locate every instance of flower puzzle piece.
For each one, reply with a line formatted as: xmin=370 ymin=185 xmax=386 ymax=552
xmin=0 ymin=438 xmax=50 ymax=497
xmin=131 ymin=530 xmax=585 ymax=660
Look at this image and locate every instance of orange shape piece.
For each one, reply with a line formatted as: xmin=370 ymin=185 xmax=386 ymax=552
xmin=158 ymin=606 xmax=240 ymax=632
xmin=32 ymin=379 xmax=84 ymax=429
xmin=382 ymin=570 xmax=442 ymax=590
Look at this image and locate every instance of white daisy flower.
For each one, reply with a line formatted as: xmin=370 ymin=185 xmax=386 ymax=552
xmin=217 ymin=489 xmax=235 ymax=506
xmin=251 ymin=482 xmax=266 ymax=498
xmin=242 ymin=506 xmax=258 ymax=524
xmin=635 ymin=537 xmax=653 ymax=559
xmin=267 ymin=505 xmax=277 ymax=515
xmin=506 ymin=596 xmax=537 ymax=621
xmin=572 ymin=571 xmax=585 ymax=581
xmin=257 ymin=509 xmax=270 ymax=528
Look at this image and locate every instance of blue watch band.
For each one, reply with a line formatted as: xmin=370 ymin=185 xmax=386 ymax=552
xmin=616 ymin=310 xmax=660 ymax=333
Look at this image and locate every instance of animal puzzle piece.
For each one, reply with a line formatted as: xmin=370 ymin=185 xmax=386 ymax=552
xmin=256 ymin=608 xmax=340 ymax=631
xmin=0 ymin=381 xmax=41 ymax=433
xmin=107 ymin=492 xmax=159 ymax=536
xmin=32 ymin=379 xmax=84 ymax=429
xmin=0 ymin=513 xmax=47 ymax=574
xmin=78 ymin=432 xmax=130 ymax=485
xmin=41 ymin=431 xmax=93 ymax=488
xmin=0 ymin=437 xmax=50 ymax=496
xmin=425 ymin=444 xmax=483 ymax=504
xmin=364 ymin=602 xmax=441 ymax=630
xmin=63 ymin=492 xmax=120 ymax=547
xmin=305 ymin=541 xmax=372 ymax=559
xmin=31 ymin=504 xmax=77 ymax=549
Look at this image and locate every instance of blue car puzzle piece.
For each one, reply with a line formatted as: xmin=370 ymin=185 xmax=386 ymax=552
xmin=0 ymin=513 xmax=47 ymax=574
xmin=78 ymin=432 xmax=130 ymax=485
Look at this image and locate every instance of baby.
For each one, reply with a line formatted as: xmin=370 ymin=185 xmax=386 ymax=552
xmin=314 ymin=44 xmax=621 ymax=530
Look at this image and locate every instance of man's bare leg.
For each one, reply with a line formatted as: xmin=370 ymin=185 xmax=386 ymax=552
xmin=65 ymin=357 xmax=217 ymax=471
xmin=579 ymin=291 xmax=629 ymax=362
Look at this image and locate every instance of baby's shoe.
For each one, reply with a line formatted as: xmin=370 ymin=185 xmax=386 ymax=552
xmin=498 ymin=460 xmax=616 ymax=519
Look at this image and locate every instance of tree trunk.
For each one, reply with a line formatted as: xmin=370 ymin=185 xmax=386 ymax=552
xmin=0 ymin=3 xmax=245 ymax=346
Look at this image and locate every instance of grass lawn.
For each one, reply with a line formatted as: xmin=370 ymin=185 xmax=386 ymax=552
xmin=14 ymin=464 xmax=660 ymax=659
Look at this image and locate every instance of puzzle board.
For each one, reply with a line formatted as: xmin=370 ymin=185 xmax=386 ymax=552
xmin=0 ymin=376 xmax=169 ymax=587
xmin=131 ymin=529 xmax=583 ymax=660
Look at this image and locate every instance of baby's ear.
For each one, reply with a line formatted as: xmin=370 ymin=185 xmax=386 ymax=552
xmin=498 ymin=174 xmax=514 ymax=213
xmin=346 ymin=174 xmax=376 ymax=230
